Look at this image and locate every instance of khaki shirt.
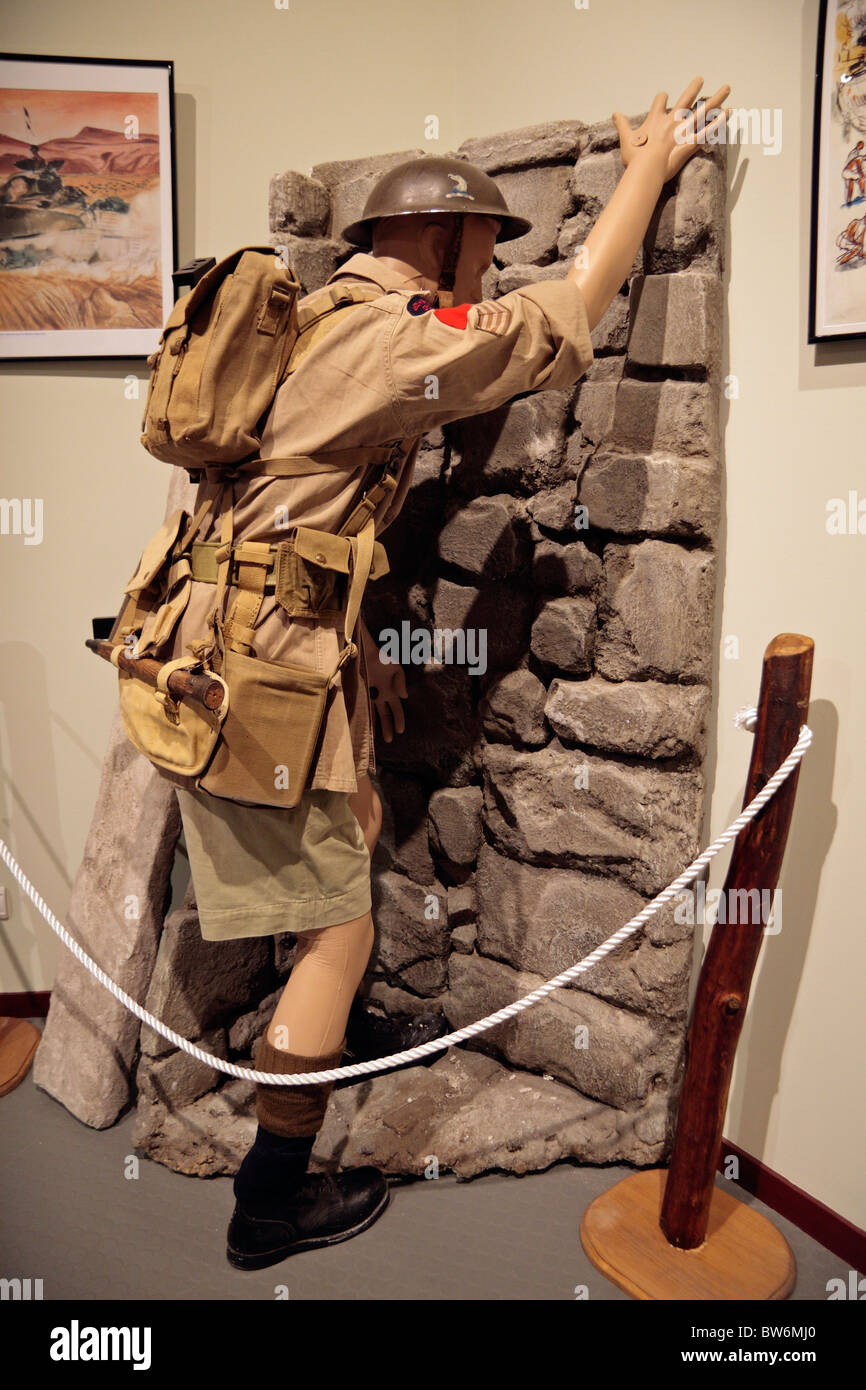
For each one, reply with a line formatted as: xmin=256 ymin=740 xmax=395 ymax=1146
xmin=162 ymin=251 xmax=595 ymax=794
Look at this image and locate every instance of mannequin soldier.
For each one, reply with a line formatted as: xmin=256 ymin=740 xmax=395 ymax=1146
xmin=165 ymin=78 xmax=730 ymax=1270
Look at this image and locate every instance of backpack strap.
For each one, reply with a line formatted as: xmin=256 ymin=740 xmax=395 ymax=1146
xmin=280 ymin=282 xmax=384 ymax=382
xmin=199 ymin=280 xmax=409 ymax=658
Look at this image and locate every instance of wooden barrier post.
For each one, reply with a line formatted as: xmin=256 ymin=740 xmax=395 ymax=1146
xmin=580 ymin=633 xmax=814 ymax=1300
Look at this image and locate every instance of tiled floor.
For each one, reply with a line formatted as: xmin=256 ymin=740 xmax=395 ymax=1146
xmin=0 ymin=1028 xmax=852 ymax=1301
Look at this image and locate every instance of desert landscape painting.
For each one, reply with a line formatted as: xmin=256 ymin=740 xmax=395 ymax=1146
xmin=0 ymin=85 xmax=165 ymax=337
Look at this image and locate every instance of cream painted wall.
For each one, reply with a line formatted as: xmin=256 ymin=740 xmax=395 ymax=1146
xmin=1 ymin=1 xmax=863 ymax=1231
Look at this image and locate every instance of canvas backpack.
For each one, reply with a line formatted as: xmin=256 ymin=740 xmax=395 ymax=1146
xmin=99 ymin=244 xmax=413 ymax=808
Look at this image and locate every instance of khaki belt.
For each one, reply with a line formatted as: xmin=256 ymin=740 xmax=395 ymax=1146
xmin=170 ymin=524 xmax=390 ymax=622
xmin=175 ymin=526 xmax=388 ymax=585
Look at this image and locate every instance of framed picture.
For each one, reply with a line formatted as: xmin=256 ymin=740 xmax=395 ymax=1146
xmin=0 ymin=53 xmax=177 ymax=361
xmin=809 ymin=0 xmax=866 ymax=343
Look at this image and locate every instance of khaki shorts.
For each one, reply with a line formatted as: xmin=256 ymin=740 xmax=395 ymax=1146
xmin=174 ymin=783 xmax=372 ymax=942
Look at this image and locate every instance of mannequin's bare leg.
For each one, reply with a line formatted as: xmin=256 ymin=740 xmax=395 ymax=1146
xmin=264 ymin=774 xmax=381 ymax=1056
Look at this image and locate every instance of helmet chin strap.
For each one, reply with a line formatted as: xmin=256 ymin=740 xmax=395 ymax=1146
xmin=434 ymin=213 xmax=464 ymax=308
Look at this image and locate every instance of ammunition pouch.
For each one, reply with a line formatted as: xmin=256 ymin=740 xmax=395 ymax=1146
xmin=115 ymin=651 xmax=230 ymax=778
xmin=105 ymin=445 xmax=401 ymax=808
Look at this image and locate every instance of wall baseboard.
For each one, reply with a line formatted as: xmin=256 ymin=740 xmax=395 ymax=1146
xmin=719 ymin=1138 xmax=865 ymax=1277
xmin=2 ymin=989 xmax=863 ymax=1275
xmin=1 ymin=991 xmax=50 ymax=1017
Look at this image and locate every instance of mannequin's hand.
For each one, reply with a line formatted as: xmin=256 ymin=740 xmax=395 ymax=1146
xmin=613 ymin=76 xmax=732 ymax=183
xmin=362 ymin=632 xmax=407 ymax=742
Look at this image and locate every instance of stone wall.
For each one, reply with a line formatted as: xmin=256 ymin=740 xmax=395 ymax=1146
xmin=41 ymin=116 xmax=727 ymax=1182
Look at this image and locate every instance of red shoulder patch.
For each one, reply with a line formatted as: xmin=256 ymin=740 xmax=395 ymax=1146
xmin=432 ymin=303 xmax=471 ymax=329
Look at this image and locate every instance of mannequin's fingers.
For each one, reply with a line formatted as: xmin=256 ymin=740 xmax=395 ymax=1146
xmin=376 ymin=696 xmax=394 ymax=742
xmin=388 ymin=695 xmax=405 ymax=736
xmin=704 ymin=84 xmax=731 ymax=110
xmin=650 ymin=90 xmax=669 ymax=114
xmin=673 ymin=76 xmax=703 ymax=113
xmin=702 ymin=107 xmax=731 ymax=139
xmin=612 ymin=111 xmax=633 ymax=145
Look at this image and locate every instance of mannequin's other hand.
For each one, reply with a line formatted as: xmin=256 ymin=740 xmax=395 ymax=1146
xmin=364 ymin=638 xmax=407 ymax=742
xmin=613 ymin=76 xmax=732 ymax=183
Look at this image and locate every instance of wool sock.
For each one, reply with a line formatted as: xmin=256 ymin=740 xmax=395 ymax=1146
xmin=233 ymin=1125 xmax=315 ymax=1214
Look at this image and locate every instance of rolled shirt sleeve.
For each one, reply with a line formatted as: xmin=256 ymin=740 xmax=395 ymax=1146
xmin=385 ymin=276 xmax=595 ymax=437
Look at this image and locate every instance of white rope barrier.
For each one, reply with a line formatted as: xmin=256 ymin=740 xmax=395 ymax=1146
xmin=0 ymin=706 xmax=812 ymax=1086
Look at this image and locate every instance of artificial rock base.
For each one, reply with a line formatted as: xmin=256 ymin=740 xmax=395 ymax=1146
xmin=133 ymin=1043 xmax=675 ymax=1182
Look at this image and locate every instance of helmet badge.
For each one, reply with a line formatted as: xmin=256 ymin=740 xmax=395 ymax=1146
xmin=445 ymin=171 xmax=475 ymax=200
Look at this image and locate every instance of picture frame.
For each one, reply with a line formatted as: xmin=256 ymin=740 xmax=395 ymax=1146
xmin=0 ymin=52 xmax=177 ymax=361
xmin=808 ymin=0 xmax=866 ymax=343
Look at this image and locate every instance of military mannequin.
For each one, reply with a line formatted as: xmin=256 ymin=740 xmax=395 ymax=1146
xmin=195 ymin=77 xmax=730 ymax=1270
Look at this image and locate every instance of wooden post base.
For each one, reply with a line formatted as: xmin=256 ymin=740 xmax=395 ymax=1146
xmin=580 ymin=1168 xmax=795 ymax=1301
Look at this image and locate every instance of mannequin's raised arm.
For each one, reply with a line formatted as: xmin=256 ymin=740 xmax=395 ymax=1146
xmin=569 ymin=76 xmax=731 ymax=332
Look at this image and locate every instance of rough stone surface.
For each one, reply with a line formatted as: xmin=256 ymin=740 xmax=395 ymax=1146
xmin=545 ymin=674 xmax=711 ymax=760
xmin=628 ymin=273 xmax=724 ymax=380
xmin=595 ymin=541 xmax=716 ymax=681
xmin=268 ymin=170 xmax=330 ymax=237
xmin=428 ymin=786 xmax=484 ymax=865
xmin=530 ymin=594 xmax=597 ymax=673
xmin=480 ymin=740 xmax=704 ymax=897
xmin=474 ymin=841 xmax=693 ymax=1019
xmin=492 ymin=166 xmax=575 ymax=266
xmin=311 ymin=148 xmax=426 ymax=245
xmin=447 ymin=952 xmax=681 ymax=1111
xmin=318 ymin=1046 xmax=672 ymax=1178
xmin=135 ymin=1025 xmax=229 ymax=1108
xmin=374 ymin=771 xmax=436 ymax=885
xmin=437 ymin=494 xmax=530 ymax=579
xmin=532 ymin=537 xmax=603 ymax=594
xmin=498 ymin=262 xmax=567 ymax=294
xmin=139 ymin=908 xmax=272 ymax=1059
xmin=452 ymin=392 xmax=573 ymax=497
xmin=579 ymin=452 xmax=720 ymax=538
xmin=645 ymin=150 xmax=726 ymax=275
xmin=31 ymin=724 xmax=183 ymax=1127
xmin=479 ymin=668 xmax=549 ymax=747
xmin=431 ymin=576 xmax=533 ymax=674
xmin=572 ymin=378 xmax=718 ymax=459
xmin=457 ymin=119 xmax=587 ymax=172
xmin=268 ymin=233 xmax=342 ymax=295
xmin=369 ymin=868 xmax=450 ymax=993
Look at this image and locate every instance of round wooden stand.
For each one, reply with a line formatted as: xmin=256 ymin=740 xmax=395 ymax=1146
xmin=581 ymin=1168 xmax=795 ymax=1301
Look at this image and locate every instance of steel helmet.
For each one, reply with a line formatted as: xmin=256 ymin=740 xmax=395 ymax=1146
xmin=340 ymin=155 xmax=532 ymax=247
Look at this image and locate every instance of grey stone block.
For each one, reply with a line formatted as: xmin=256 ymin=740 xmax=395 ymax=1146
xmin=447 ymin=952 xmax=680 ymax=1110
xmin=268 ymin=170 xmax=330 ymax=236
xmin=530 ymin=594 xmax=597 ymax=673
xmin=492 ymin=166 xmax=575 ymax=266
xmin=438 ymin=493 xmax=530 ymax=579
xmin=457 ymin=119 xmax=587 ymax=172
xmin=474 ymin=841 xmax=693 ymax=1018
xmin=628 ymin=273 xmax=724 ymax=379
xmin=479 ymin=667 xmax=549 ymax=747
xmin=578 ymin=452 xmax=720 ymax=538
xmin=480 ymin=740 xmax=704 ymax=897
xmin=596 ymin=540 xmax=716 ymax=681
xmin=428 ymin=786 xmax=484 ymax=865
xmin=269 ymin=232 xmax=342 ymax=295
xmin=546 ymin=673 xmax=711 ymax=760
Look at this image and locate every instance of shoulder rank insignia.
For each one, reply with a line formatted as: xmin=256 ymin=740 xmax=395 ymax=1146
xmin=406 ymin=293 xmax=432 ymax=316
xmin=468 ymin=300 xmax=512 ymax=336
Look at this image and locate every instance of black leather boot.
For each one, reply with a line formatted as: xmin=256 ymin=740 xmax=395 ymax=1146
xmin=227 ymin=1167 xmax=390 ymax=1270
xmin=226 ymin=1031 xmax=390 ymax=1270
xmin=344 ymin=999 xmax=450 ymax=1068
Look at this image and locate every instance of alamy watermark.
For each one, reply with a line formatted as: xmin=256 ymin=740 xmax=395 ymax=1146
xmin=0 ymin=497 xmax=43 ymax=545
xmin=377 ymin=621 xmax=487 ymax=677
